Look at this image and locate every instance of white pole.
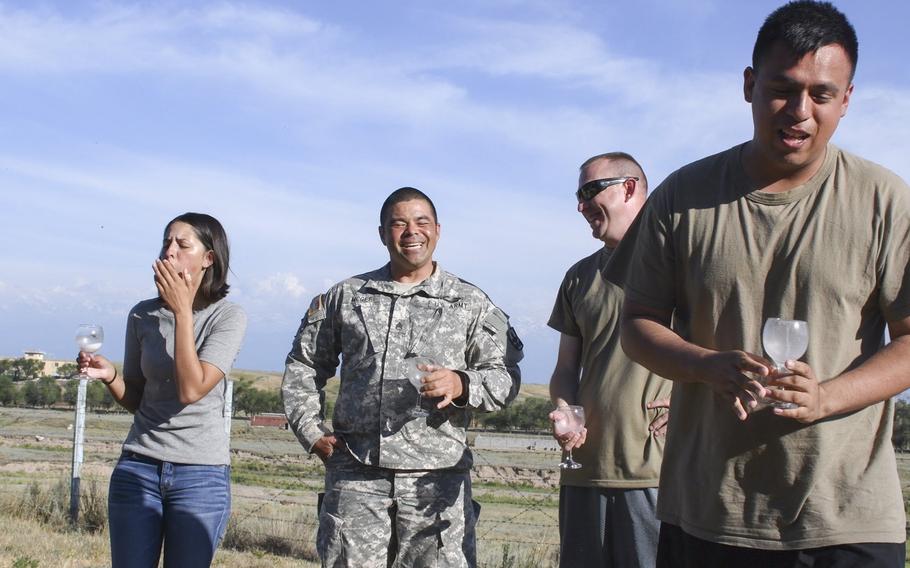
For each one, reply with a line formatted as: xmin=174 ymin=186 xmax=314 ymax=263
xmin=69 ymin=376 xmax=88 ymax=524
xmin=224 ymin=378 xmax=234 ymax=437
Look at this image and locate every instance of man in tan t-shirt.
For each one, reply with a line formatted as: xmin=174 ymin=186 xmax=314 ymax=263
xmin=548 ymin=151 xmax=672 ymax=568
xmin=615 ymin=2 xmax=910 ymax=567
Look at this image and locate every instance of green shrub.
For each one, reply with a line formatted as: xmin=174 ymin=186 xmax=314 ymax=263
xmin=0 ymin=477 xmax=106 ymax=534
xmin=222 ymin=513 xmax=318 ymax=561
xmin=488 ymin=543 xmax=557 ymax=568
xmin=12 ymin=557 xmax=40 ymax=568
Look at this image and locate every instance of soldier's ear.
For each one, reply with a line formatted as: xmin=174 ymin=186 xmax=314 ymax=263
xmin=378 ymin=225 xmax=387 ymax=245
xmin=744 ymin=66 xmax=756 ymax=103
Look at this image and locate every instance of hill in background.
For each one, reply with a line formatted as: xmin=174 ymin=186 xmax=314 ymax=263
xmin=232 ymin=369 xmax=551 ymax=403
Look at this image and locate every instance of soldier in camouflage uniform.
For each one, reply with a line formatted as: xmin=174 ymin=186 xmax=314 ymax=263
xmin=282 ymin=187 xmax=523 ymax=568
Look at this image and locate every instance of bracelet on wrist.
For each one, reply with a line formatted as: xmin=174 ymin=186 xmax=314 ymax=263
xmin=101 ymin=368 xmax=118 ymax=386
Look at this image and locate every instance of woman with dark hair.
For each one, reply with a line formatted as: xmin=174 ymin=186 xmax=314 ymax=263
xmin=79 ymin=212 xmax=246 ymax=567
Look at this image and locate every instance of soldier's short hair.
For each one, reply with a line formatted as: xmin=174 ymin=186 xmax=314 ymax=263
xmin=380 ymin=187 xmax=438 ymax=226
xmin=753 ymin=1 xmax=858 ymax=80
xmin=579 ymin=151 xmax=648 ymax=193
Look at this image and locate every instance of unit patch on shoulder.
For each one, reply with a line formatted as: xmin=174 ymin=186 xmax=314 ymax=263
xmin=306 ymin=294 xmax=326 ymax=324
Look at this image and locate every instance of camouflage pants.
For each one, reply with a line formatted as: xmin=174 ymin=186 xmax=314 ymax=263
xmin=317 ymin=451 xmax=478 ymax=568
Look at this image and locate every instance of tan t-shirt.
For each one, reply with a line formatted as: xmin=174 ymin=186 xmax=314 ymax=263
xmin=549 ymin=247 xmax=672 ymax=488
xmin=621 ymin=144 xmax=910 ymax=548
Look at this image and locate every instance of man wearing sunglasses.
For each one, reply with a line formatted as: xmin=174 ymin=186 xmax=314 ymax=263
xmin=548 ymin=151 xmax=672 ymax=568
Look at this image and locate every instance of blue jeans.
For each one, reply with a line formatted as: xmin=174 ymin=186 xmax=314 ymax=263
xmin=108 ymin=452 xmax=232 ymax=568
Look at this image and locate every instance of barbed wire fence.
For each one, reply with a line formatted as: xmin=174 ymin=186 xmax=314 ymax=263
xmin=0 ymin=402 xmax=565 ymax=567
xmin=221 ymin=423 xmax=563 ymax=567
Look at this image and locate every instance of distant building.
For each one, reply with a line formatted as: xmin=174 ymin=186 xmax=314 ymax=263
xmin=3 ymin=351 xmax=74 ymax=377
xmin=473 ymin=434 xmax=560 ymax=451
xmin=250 ymin=413 xmax=289 ymax=429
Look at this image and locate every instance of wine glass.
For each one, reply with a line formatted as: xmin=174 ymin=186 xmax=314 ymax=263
xmin=761 ymin=318 xmax=808 ymax=410
xmin=75 ymin=324 xmax=104 ymax=377
xmin=553 ymin=405 xmax=585 ymax=470
xmin=406 ymin=356 xmax=436 ymax=418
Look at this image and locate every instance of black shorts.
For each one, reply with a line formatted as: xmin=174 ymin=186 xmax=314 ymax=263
xmin=656 ymin=522 xmax=905 ymax=568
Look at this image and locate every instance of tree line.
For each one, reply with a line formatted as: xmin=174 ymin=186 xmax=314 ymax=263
xmin=0 ymin=360 xmax=288 ymax=416
xmin=13 ymin=355 xmax=907 ymax=442
xmin=0 ymin=374 xmax=119 ymax=410
xmin=0 ymin=357 xmax=62 ymax=382
xmin=0 ymin=360 xmax=554 ymax=432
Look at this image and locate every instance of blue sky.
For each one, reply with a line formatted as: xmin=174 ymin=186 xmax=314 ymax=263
xmin=1 ymin=1 xmax=908 ymax=382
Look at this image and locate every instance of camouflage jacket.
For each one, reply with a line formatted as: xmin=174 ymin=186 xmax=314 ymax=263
xmin=282 ymin=263 xmax=523 ymax=470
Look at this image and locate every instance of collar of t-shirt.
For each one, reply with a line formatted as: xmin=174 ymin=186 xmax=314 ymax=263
xmin=741 ymin=143 xmax=838 ymax=206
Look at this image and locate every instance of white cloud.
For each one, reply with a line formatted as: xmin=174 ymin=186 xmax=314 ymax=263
xmin=197 ymin=4 xmax=325 ymax=36
xmin=0 ymin=3 xmax=466 ymax=126
xmin=0 ymin=280 xmax=139 ymax=317
xmin=836 ymin=86 xmax=910 ymax=180
xmin=254 ymin=272 xmax=307 ymax=299
xmin=427 ymin=18 xmax=658 ymax=90
xmin=0 ymin=3 xmax=328 ymax=72
xmin=0 ymin=1 xmax=752 ymax=185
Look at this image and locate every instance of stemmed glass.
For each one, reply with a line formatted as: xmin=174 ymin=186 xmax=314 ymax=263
xmin=406 ymin=356 xmax=436 ymax=418
xmin=761 ymin=318 xmax=808 ymax=410
xmin=553 ymin=405 xmax=585 ymax=470
xmin=75 ymin=324 xmax=104 ymax=365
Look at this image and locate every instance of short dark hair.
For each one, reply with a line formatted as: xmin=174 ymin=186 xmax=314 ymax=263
xmin=379 ymin=187 xmax=438 ymax=227
xmin=164 ymin=212 xmax=231 ymax=305
xmin=753 ymin=1 xmax=858 ymax=79
xmin=579 ymin=151 xmax=649 ymax=192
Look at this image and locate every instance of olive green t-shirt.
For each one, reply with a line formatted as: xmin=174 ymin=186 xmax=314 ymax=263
xmin=622 ymin=144 xmax=910 ymax=548
xmin=549 ymin=247 xmax=672 ymax=488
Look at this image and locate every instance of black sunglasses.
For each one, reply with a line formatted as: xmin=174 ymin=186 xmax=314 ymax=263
xmin=576 ymin=176 xmax=639 ymax=201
